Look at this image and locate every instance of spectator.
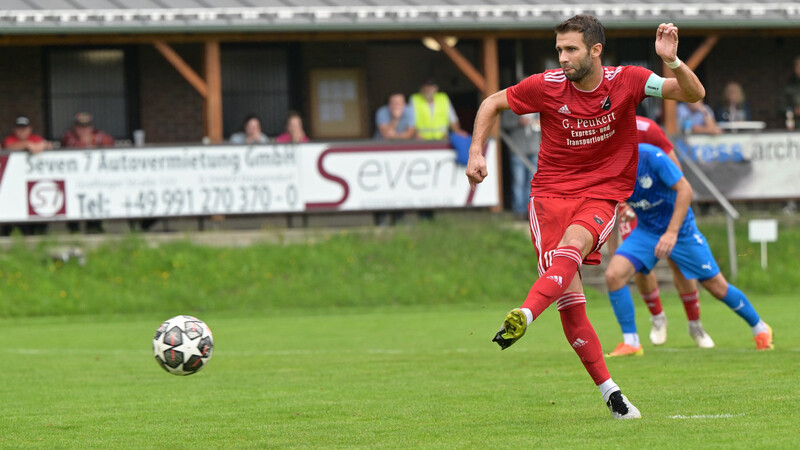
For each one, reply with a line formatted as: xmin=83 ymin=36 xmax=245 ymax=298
xmin=715 ymin=81 xmax=751 ymax=123
xmin=778 ymin=55 xmax=800 ymax=124
xmin=230 ymin=114 xmax=269 ymax=144
xmin=1 ymin=116 xmax=52 ymax=236
xmin=501 ymin=109 xmax=540 ymax=218
xmin=275 ymin=111 xmax=310 ymax=143
xmin=677 ymin=100 xmax=722 ymax=135
xmin=61 ymin=112 xmax=115 ymax=149
xmin=374 ymin=93 xmax=416 ymax=139
xmin=61 ymin=112 xmax=114 ymax=233
xmin=409 ymin=78 xmax=467 ymax=140
xmin=3 ymin=116 xmax=52 ymax=154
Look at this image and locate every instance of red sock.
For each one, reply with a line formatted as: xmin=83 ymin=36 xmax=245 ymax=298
xmin=680 ymin=291 xmax=701 ymax=321
xmin=641 ymin=288 xmax=663 ymax=316
xmin=521 ymin=246 xmax=582 ymax=318
xmin=558 ymin=297 xmax=610 ymax=385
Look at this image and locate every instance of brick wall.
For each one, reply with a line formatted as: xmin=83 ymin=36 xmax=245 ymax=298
xmin=0 ymin=47 xmax=45 ymax=140
xmin=137 ymin=44 xmax=205 ymax=144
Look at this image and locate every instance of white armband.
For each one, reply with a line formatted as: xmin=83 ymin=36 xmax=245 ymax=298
xmin=644 ymin=73 xmax=666 ymax=99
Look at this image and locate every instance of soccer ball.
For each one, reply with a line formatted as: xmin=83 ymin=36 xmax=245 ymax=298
xmin=153 ymin=315 xmax=214 ymax=376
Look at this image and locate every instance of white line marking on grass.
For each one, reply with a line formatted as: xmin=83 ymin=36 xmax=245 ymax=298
xmin=668 ymin=413 xmax=746 ymax=419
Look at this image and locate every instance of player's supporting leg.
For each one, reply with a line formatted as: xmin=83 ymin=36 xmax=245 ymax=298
xmin=604 ymin=255 xmax=643 ymax=357
xmin=634 ymin=272 xmax=667 ymax=345
xmin=558 ymin=290 xmax=640 ymax=419
xmin=662 ymin=259 xmax=713 ymax=348
xmin=677 ymin=290 xmax=714 ymax=348
xmin=701 ymin=274 xmax=773 ymax=350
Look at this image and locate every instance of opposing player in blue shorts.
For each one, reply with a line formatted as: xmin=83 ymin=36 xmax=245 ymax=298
xmin=604 ymin=143 xmax=774 ymax=352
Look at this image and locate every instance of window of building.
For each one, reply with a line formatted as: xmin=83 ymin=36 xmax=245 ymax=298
xmin=47 ymin=48 xmax=130 ymax=141
xmin=222 ymin=46 xmax=290 ymax=138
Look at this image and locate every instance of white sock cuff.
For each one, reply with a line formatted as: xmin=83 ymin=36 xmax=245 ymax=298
xmin=751 ymin=320 xmax=767 ymax=336
xmin=521 ymin=308 xmax=534 ymax=325
xmin=598 ymin=379 xmax=620 ymax=403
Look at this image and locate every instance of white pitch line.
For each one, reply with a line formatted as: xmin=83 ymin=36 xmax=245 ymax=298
xmin=668 ymin=413 xmax=746 ymax=419
xmin=0 ymin=347 xmax=477 ymax=357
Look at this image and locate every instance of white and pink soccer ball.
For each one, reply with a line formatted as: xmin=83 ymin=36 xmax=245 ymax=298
xmin=153 ymin=315 xmax=214 ymax=375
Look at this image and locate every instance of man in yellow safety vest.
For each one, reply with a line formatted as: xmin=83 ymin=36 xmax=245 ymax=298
xmin=409 ymin=78 xmax=468 ymax=140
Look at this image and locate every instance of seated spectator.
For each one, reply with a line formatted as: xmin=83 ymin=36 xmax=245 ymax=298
xmin=778 ymin=55 xmax=800 ymax=121
xmin=715 ymin=81 xmax=751 ymax=123
xmin=61 ymin=112 xmax=113 ymax=234
xmin=375 ymin=93 xmax=416 ymax=139
xmin=230 ymin=114 xmax=269 ymax=144
xmin=275 ymin=111 xmax=309 ymax=143
xmin=0 ymin=116 xmax=51 ymax=235
xmin=61 ymin=112 xmax=115 ymax=149
xmin=3 ymin=116 xmax=52 ymax=154
xmin=677 ymin=100 xmax=722 ymax=135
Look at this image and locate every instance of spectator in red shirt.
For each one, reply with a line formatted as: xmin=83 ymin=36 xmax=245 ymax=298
xmin=275 ymin=111 xmax=310 ymax=143
xmin=3 ymin=116 xmax=52 ymax=154
xmin=0 ymin=116 xmax=52 ymax=236
xmin=61 ymin=112 xmax=115 ymax=149
xmin=61 ymin=112 xmax=113 ymax=234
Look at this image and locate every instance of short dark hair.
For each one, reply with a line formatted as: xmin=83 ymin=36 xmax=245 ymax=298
xmin=555 ymin=14 xmax=606 ymax=55
xmin=241 ymin=113 xmax=260 ymax=129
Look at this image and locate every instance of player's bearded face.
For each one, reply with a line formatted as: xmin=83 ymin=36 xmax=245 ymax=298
xmin=561 ymin=51 xmax=592 ymax=81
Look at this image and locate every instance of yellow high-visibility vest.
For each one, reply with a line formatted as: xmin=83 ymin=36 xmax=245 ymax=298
xmin=411 ymin=93 xmax=450 ymax=140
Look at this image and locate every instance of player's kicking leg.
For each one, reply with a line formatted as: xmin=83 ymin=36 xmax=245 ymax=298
xmin=701 ymin=273 xmax=773 ymax=350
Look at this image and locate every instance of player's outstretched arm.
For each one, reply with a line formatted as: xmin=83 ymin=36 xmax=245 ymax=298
xmin=655 ymin=177 xmax=693 ymax=258
xmin=466 ymin=89 xmax=509 ymax=191
xmin=655 ymin=23 xmax=705 ymax=103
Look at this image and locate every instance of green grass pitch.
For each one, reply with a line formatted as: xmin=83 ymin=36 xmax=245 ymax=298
xmin=0 ymin=292 xmax=796 ymax=448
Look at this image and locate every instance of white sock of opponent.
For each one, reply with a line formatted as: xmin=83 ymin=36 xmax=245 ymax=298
xmin=623 ymin=332 xmax=640 ymax=348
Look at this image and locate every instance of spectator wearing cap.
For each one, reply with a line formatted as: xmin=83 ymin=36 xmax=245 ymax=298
xmin=61 ymin=112 xmax=113 ymax=234
xmin=3 ymin=116 xmax=52 ymax=154
xmin=409 ymin=78 xmax=467 ymax=140
xmin=61 ymin=112 xmax=115 ymax=149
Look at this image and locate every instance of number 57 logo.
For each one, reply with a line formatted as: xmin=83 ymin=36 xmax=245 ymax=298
xmin=28 ymin=180 xmax=66 ymax=217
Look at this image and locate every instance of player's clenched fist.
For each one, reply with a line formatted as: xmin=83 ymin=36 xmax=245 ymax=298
xmin=465 ymin=152 xmax=487 ymax=191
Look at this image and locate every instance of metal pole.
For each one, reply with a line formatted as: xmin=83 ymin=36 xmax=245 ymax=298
xmin=726 ymin=214 xmax=738 ymax=280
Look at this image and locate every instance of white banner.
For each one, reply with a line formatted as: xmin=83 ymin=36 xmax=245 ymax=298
xmin=0 ymin=140 xmax=498 ymax=222
xmin=680 ymin=132 xmax=800 ymax=201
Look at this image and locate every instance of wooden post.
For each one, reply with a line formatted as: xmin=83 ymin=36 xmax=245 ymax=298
xmin=153 ymin=40 xmax=208 ymax=97
xmin=482 ymin=36 xmax=503 ymax=212
xmin=204 ymin=40 xmax=223 ymax=144
xmin=663 ymin=35 xmax=719 ymax=135
xmin=434 ymin=36 xmax=487 ymax=93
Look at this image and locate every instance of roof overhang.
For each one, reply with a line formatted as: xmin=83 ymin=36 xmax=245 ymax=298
xmin=0 ymin=4 xmax=799 ymax=35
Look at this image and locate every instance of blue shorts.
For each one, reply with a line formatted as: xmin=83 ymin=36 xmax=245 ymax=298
xmin=616 ymin=227 xmax=720 ymax=281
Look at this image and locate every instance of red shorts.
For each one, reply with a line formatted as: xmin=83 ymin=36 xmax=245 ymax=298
xmin=527 ymin=196 xmax=618 ymax=275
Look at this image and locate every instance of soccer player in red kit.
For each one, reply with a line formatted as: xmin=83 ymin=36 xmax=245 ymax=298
xmin=606 ymin=116 xmax=714 ymax=357
xmin=465 ymin=15 xmax=706 ymax=419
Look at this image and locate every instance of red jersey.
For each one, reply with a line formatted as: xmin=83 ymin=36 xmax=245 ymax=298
xmin=636 ymin=116 xmax=672 ymax=153
xmin=507 ymin=65 xmax=653 ymax=202
xmin=3 ymin=134 xmax=44 ymax=147
xmin=61 ymin=129 xmax=115 ymax=149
